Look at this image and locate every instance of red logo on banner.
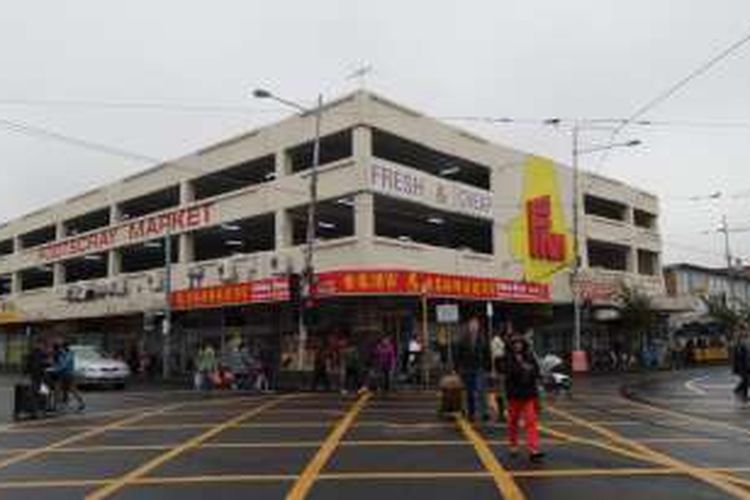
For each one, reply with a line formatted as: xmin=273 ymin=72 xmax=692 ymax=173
xmin=527 ymin=195 xmax=566 ymax=262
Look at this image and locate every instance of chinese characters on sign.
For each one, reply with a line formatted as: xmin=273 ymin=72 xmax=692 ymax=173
xmin=37 ymin=203 xmax=213 ymax=262
xmin=171 ymin=277 xmax=289 ymax=310
xmin=170 ymin=269 xmax=550 ymax=310
xmin=527 ymin=195 xmax=566 ymax=262
xmin=370 ymin=163 xmax=492 ymax=217
xmin=316 ymin=270 xmax=549 ymax=301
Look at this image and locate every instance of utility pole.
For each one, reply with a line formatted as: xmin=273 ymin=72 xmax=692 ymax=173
xmin=719 ymin=215 xmax=735 ymax=306
xmin=299 ymin=94 xmax=323 ymax=371
xmin=252 ymin=89 xmax=323 ymax=372
xmin=162 ymin=230 xmax=172 ymax=379
xmin=571 ymin=123 xmax=583 ymax=359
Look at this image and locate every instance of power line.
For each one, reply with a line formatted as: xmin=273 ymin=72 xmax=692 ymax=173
xmin=0 ymin=117 xmax=157 ymax=164
xmin=0 ymin=98 xmax=285 ymax=115
xmin=595 ymin=25 xmax=750 ymax=171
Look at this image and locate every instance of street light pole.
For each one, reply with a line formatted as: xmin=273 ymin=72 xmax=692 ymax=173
xmin=564 ymin=123 xmax=640 ymax=372
xmin=299 ymin=94 xmax=323 ymax=371
xmin=253 ymin=89 xmax=323 ymax=371
xmin=571 ymin=123 xmax=583 ymax=357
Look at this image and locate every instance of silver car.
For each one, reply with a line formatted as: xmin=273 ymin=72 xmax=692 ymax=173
xmin=71 ymin=345 xmax=131 ymax=389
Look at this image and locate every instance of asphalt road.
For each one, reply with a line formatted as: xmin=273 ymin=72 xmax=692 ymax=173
xmin=0 ymin=367 xmax=748 ymax=499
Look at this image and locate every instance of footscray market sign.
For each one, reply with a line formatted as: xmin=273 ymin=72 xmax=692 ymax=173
xmin=35 ymin=202 xmax=213 ymax=262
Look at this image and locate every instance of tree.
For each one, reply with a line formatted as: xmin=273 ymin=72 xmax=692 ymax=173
xmin=701 ymin=295 xmax=750 ymax=338
xmin=616 ymin=283 xmax=657 ymax=353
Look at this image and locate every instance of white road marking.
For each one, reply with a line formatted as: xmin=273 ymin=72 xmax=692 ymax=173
xmin=685 ymin=375 xmax=710 ymax=396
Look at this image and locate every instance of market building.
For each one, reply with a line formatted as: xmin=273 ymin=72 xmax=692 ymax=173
xmin=0 ymin=91 xmax=663 ymax=375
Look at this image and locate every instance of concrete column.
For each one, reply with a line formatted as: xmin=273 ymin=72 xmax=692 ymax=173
xmin=579 ymin=237 xmax=589 ymax=269
xmin=110 ymin=204 xmax=121 ymax=224
xmin=275 ymin=210 xmax=291 ymax=249
xmin=179 ymin=233 xmax=194 ymax=264
xmin=108 ymin=250 xmax=121 ymax=277
xmin=353 ymin=126 xmax=373 ymax=188
xmin=11 ymin=272 xmax=20 ymax=294
xmin=355 ymin=192 xmax=375 ymax=240
xmin=55 ymin=220 xmax=65 ymax=240
xmin=353 ymin=126 xmax=372 ymax=162
xmin=629 ymin=247 xmax=638 ymax=274
xmin=625 ymin=206 xmax=634 ymax=225
xmin=53 ymin=262 xmax=65 ymax=287
xmin=180 ymin=180 xmax=195 ymax=205
xmin=275 ymin=151 xmax=287 ymax=178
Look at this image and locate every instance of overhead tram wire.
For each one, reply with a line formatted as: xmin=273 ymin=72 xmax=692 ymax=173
xmin=0 ymin=115 xmax=317 ymax=224
xmin=8 ymin=97 xmax=750 ymax=136
xmin=593 ymin=25 xmax=750 ymax=172
xmin=0 ymin=113 xmax=529 ymax=235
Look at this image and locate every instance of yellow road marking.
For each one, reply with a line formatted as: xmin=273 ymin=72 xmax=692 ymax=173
xmin=0 ymin=403 xmax=183 ymax=471
xmin=548 ymin=406 xmax=750 ymax=499
xmin=85 ymin=395 xmax=292 ymax=500
xmin=621 ymin=397 xmax=750 ymax=437
xmin=541 ymin=424 xmax=671 ymax=465
xmin=286 ymin=392 xmax=371 ymax=500
xmin=8 ymin=466 xmax=750 ymax=490
xmin=456 ymin=415 xmax=525 ymax=500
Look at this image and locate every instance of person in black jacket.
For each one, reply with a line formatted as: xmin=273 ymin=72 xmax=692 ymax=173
xmin=505 ymin=336 xmax=543 ymax=461
xmin=733 ymin=331 xmax=749 ymax=402
xmin=455 ymin=317 xmax=491 ymax=421
xmin=24 ymin=339 xmax=50 ymax=417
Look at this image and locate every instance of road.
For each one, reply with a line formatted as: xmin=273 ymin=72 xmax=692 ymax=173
xmin=0 ymin=367 xmax=748 ymax=499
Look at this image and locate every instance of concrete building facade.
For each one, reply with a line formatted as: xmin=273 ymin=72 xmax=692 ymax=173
xmin=0 ymin=91 xmax=663 ymax=371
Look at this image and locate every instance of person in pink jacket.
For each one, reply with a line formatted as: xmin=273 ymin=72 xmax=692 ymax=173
xmin=374 ymin=335 xmax=397 ymax=393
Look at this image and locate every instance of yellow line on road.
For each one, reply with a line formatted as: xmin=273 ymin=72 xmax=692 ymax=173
xmin=622 ymin=397 xmax=750 ymax=437
xmin=10 ymin=466 xmax=750 ymax=490
xmin=456 ymin=415 xmax=525 ymax=500
xmin=286 ymin=392 xmax=371 ymax=500
xmin=548 ymin=406 xmax=750 ymax=499
xmin=85 ymin=395 xmax=292 ymax=500
xmin=0 ymin=403 xmax=183 ymax=471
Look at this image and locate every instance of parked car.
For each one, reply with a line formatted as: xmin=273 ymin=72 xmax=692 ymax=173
xmin=71 ymin=345 xmax=131 ymax=389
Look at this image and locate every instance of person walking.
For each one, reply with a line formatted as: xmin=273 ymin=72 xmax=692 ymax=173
xmin=490 ymin=329 xmax=507 ymax=419
xmin=732 ymin=330 xmax=749 ymax=403
xmin=23 ymin=339 xmax=51 ymax=418
xmin=52 ymin=342 xmax=85 ymax=412
xmin=342 ymin=342 xmax=362 ymax=395
xmin=505 ymin=336 xmax=543 ymax=461
xmin=195 ymin=343 xmax=217 ymax=391
xmin=311 ymin=341 xmax=331 ymax=392
xmin=227 ymin=342 xmax=251 ymax=390
xmin=455 ymin=317 xmax=491 ymax=422
xmin=374 ymin=335 xmax=397 ymax=393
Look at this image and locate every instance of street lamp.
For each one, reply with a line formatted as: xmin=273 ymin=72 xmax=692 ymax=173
xmin=253 ymin=88 xmax=323 ymax=372
xmin=569 ymin=123 xmax=641 ymax=372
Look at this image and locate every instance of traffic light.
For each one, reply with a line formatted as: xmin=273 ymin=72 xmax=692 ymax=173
xmin=288 ymin=273 xmax=302 ymax=310
xmin=303 ymin=298 xmax=319 ymax=330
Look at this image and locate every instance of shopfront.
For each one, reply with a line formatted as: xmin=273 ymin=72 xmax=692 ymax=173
xmin=170 ymin=268 xmax=551 ymax=376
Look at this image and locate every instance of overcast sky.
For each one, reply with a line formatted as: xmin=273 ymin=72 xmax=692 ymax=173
xmin=1 ymin=0 xmax=750 ymax=267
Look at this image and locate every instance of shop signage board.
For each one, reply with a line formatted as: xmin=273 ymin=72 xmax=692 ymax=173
xmin=171 ymin=276 xmax=289 ymax=310
xmin=436 ymin=304 xmax=460 ymax=324
xmin=370 ymin=162 xmax=493 ymax=218
xmin=315 ymin=270 xmax=550 ymax=302
xmin=170 ymin=268 xmax=550 ymax=310
xmin=35 ymin=202 xmax=214 ymax=263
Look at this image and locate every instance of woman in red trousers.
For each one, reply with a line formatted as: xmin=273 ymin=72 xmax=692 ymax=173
xmin=505 ymin=336 xmax=544 ymax=462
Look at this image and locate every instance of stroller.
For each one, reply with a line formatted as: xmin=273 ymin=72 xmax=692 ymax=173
xmin=539 ymin=354 xmax=572 ymax=396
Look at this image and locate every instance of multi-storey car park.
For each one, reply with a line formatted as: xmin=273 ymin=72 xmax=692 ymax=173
xmin=0 ymin=91 xmax=664 ymax=375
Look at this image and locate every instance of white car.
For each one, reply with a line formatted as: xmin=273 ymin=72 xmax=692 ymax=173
xmin=71 ymin=345 xmax=131 ymax=389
